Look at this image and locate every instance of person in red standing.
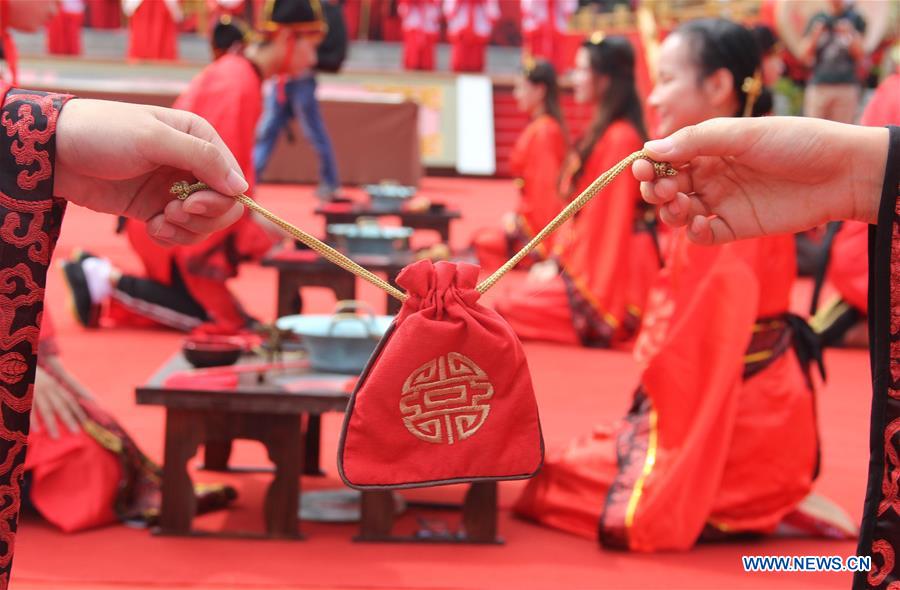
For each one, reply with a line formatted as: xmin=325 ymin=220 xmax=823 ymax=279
xmin=473 ymin=58 xmax=567 ymax=272
xmin=45 ymin=0 xmax=84 ymax=56
xmin=443 ymin=0 xmax=498 ymax=73
xmin=515 ymin=19 xmax=835 ymax=550
xmin=496 ymin=35 xmax=656 ymax=348
xmin=62 ymin=0 xmax=324 ymax=333
xmin=124 ymin=0 xmax=181 ymax=61
xmin=398 ymin=0 xmax=440 ymax=71
xmin=520 ymin=0 xmax=576 ymax=74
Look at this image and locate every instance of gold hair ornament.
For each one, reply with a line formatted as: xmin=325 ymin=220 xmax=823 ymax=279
xmin=741 ymin=69 xmax=763 ymax=117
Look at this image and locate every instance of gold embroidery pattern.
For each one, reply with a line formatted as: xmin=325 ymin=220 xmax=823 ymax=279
xmin=400 ymin=353 xmax=494 ymax=445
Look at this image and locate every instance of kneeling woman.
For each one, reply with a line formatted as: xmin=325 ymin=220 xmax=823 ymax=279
xmin=515 ymin=19 xmax=831 ymax=549
xmin=473 ymin=58 xmax=568 ymax=272
xmin=496 ymin=36 xmax=659 ymax=348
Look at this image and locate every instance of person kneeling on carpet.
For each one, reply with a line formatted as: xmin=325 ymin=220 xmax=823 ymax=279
xmin=23 ymin=311 xmax=237 ymax=532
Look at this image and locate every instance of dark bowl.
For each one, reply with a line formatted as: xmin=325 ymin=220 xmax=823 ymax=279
xmin=182 ymin=339 xmax=242 ymax=368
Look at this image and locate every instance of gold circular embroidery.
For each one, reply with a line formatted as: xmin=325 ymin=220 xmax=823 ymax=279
xmin=400 ymin=353 xmax=494 ymax=445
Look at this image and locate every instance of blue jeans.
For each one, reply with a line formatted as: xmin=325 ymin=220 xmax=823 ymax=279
xmin=254 ymin=75 xmax=340 ymax=190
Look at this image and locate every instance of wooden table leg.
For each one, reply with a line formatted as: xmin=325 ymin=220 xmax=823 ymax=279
xmin=261 ymin=414 xmax=304 ymax=538
xmin=462 ymin=481 xmax=498 ymax=543
xmin=331 ymin=273 xmax=357 ymax=303
xmin=276 ymin=271 xmax=304 ymax=317
xmin=303 ymin=414 xmax=324 ymax=476
xmin=358 ymin=490 xmax=395 ymax=541
xmin=386 ymin=267 xmax=403 ymax=315
xmin=159 ymin=409 xmax=204 ymax=534
xmin=202 ymin=440 xmax=233 ymax=471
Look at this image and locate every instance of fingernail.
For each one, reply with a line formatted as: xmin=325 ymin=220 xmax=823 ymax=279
xmin=155 ymin=224 xmax=175 ymax=239
xmin=226 ymin=169 xmax=248 ymax=195
xmin=668 ymin=200 xmax=681 ymax=216
xmin=645 ymin=138 xmax=674 ymax=154
xmin=184 ymin=201 xmax=207 ymax=215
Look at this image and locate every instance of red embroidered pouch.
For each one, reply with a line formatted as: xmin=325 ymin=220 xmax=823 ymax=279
xmin=338 ymin=259 xmax=544 ymax=489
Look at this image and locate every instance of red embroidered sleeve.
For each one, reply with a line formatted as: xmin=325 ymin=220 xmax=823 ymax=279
xmin=0 ymin=87 xmax=72 ymax=589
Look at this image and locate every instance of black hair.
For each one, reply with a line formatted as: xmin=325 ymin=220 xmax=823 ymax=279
xmin=752 ymin=24 xmax=778 ymax=56
xmin=676 ymin=18 xmax=772 ymax=117
xmin=524 ymin=58 xmax=570 ymax=145
xmin=212 ymin=16 xmax=248 ymax=56
xmin=576 ymin=35 xmax=647 ymax=169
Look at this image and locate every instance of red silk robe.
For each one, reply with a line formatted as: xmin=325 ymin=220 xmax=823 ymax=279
xmin=520 ymin=0 xmax=576 ymax=73
xmin=443 ymin=0 xmax=499 ymax=72
xmin=86 ymin=0 xmax=121 ymax=29
xmin=474 ymin=114 xmax=566 ymax=272
xmin=515 ymin=232 xmax=819 ymax=549
xmin=126 ymin=0 xmax=179 ymax=61
xmin=45 ymin=1 xmax=84 ymax=56
xmin=496 ymin=120 xmax=658 ymax=347
xmin=0 ymin=84 xmax=72 ymax=588
xmin=25 ymin=311 xmax=164 ymax=533
xmin=121 ymin=54 xmax=273 ymax=332
xmin=827 ymin=73 xmax=900 ymax=317
xmin=399 ymin=0 xmax=440 ymax=71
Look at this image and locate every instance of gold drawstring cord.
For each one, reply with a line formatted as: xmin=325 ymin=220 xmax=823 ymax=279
xmin=170 ymin=183 xmax=408 ymax=302
xmin=475 ymin=150 xmax=676 ymax=294
xmin=171 ymin=150 xmax=676 ymax=303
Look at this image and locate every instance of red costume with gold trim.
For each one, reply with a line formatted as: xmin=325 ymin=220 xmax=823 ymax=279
xmin=474 ymin=113 xmax=566 ymax=272
xmin=496 ymin=120 xmax=658 ymax=347
xmin=515 ymin=231 xmax=820 ymax=548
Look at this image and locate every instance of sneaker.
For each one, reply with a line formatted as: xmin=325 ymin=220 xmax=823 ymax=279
xmin=70 ymin=249 xmax=96 ymax=264
xmin=315 ymin=183 xmax=343 ymax=202
xmin=61 ymin=256 xmax=113 ymax=328
xmin=62 ymin=260 xmax=99 ymax=327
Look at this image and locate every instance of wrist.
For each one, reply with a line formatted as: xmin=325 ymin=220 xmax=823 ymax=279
xmin=845 ymin=126 xmax=889 ymax=225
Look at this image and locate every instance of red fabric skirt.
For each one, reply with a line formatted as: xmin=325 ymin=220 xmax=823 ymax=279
xmin=495 ymin=276 xmax=580 ymax=346
xmin=514 ymin=349 xmax=818 ymax=546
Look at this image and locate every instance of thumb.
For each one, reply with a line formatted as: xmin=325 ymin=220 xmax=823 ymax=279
xmin=642 ymin=118 xmax=753 ymax=165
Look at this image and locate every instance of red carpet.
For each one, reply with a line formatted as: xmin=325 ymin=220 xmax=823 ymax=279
xmin=13 ymin=179 xmax=870 ymax=589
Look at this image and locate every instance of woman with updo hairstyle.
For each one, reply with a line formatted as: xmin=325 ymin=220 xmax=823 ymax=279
xmin=496 ymin=34 xmax=659 ymax=349
xmin=473 ymin=58 xmax=568 ymax=272
xmin=515 ymin=18 xmax=843 ymax=550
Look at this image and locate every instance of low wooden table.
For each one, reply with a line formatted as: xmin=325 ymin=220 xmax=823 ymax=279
xmin=136 ymin=354 xmax=351 ymax=538
xmin=261 ymin=248 xmax=413 ymax=316
xmin=315 ymin=204 xmax=461 ymax=243
xmin=137 ymin=354 xmax=501 ymax=544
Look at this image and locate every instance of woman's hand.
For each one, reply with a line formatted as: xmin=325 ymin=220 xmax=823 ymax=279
xmin=632 ymin=117 xmax=889 ymax=245
xmin=31 ymin=364 xmax=88 ymax=440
